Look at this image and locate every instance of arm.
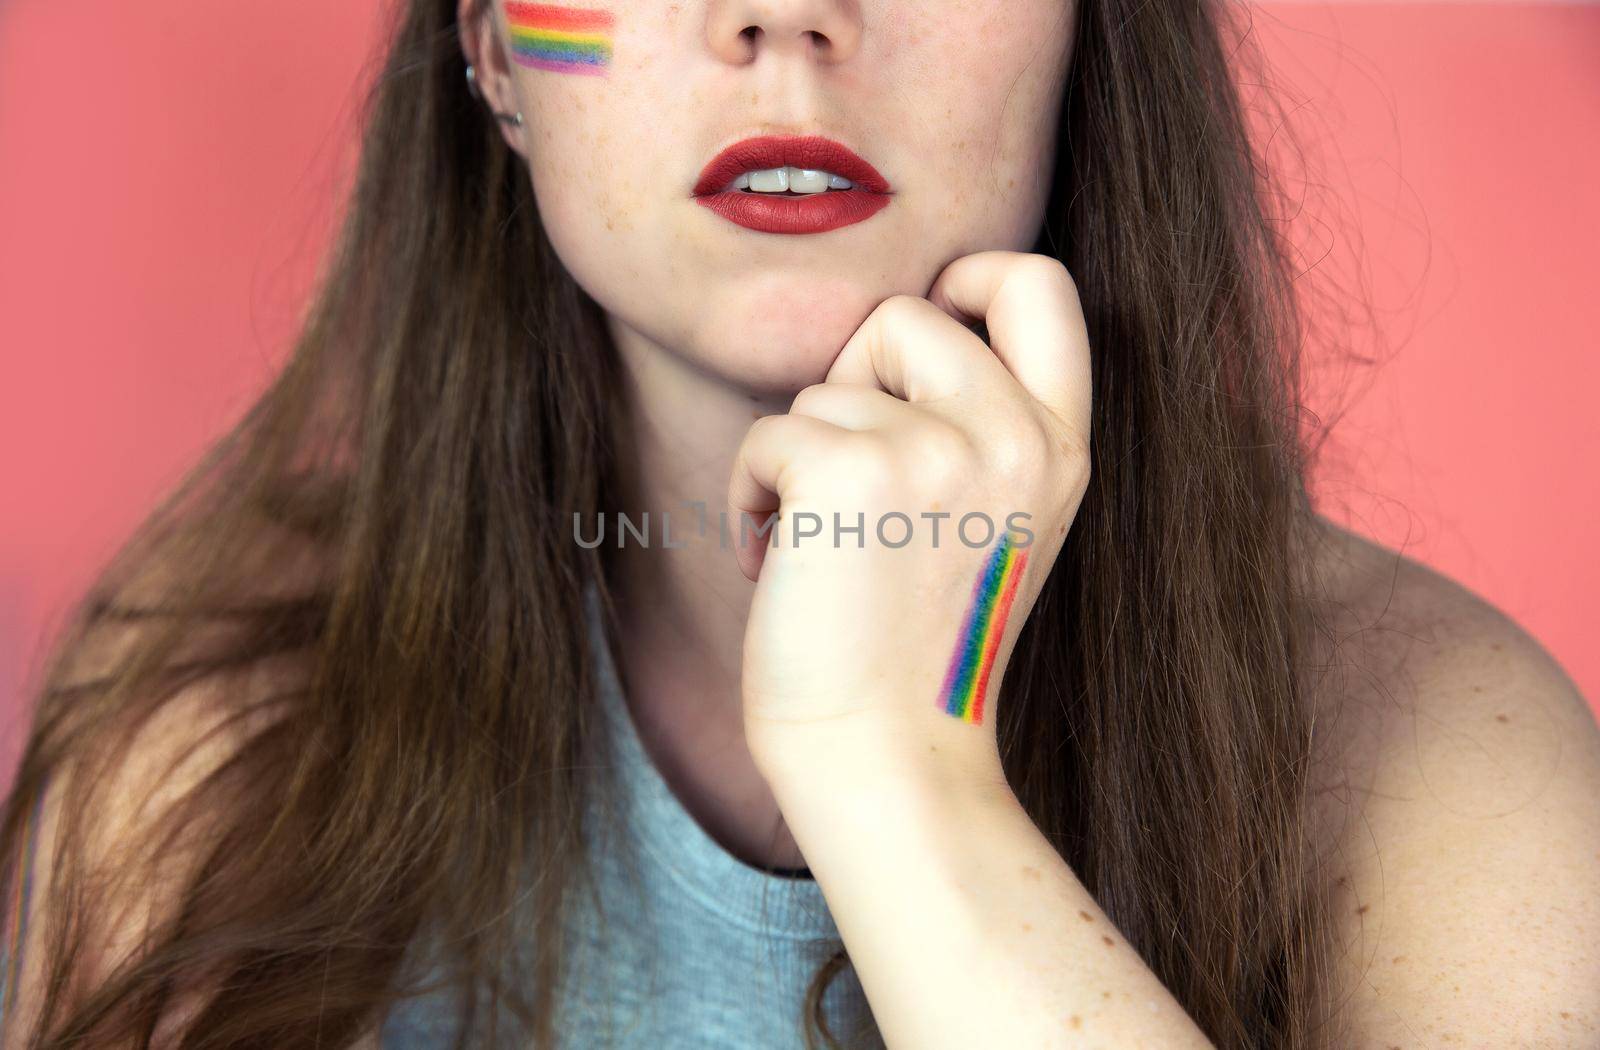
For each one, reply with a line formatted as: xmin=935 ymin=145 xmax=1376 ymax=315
xmin=730 ymin=250 xmax=1212 ymax=1046
xmin=759 ymin=574 xmax=1600 ymax=1048
xmin=762 ymin=733 xmax=1214 ymax=1048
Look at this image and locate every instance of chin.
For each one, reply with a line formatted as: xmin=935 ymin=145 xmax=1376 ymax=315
xmin=697 ymin=296 xmax=876 ymax=396
xmin=704 ymin=276 xmax=902 ymax=392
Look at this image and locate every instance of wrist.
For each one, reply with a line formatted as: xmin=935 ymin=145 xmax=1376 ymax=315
xmin=747 ymin=703 xmax=1016 ymax=825
xmin=760 ymin=728 xmax=1027 ymax=910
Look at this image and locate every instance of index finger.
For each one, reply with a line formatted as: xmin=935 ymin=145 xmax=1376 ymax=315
xmin=823 ymin=294 xmax=1011 ymax=405
xmin=926 ymin=251 xmax=1092 ymax=439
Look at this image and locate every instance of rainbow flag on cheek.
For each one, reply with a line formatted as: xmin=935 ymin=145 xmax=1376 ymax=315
xmin=937 ymin=534 xmax=1030 ymax=725
xmin=505 ymin=3 xmax=615 ymax=76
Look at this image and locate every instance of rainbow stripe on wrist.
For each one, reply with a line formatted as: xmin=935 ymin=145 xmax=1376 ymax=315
xmin=506 ymin=3 xmax=614 ymax=77
xmin=937 ymin=533 xmax=1030 ymax=724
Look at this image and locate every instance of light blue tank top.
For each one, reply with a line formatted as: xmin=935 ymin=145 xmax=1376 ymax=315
xmin=0 ymin=588 xmax=875 ymax=1047
xmin=379 ymin=586 xmax=877 ymax=1047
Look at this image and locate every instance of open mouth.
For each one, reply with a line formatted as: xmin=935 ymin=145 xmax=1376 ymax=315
xmin=693 ymin=134 xmax=894 ymax=234
xmin=714 ymin=166 xmax=863 ymax=195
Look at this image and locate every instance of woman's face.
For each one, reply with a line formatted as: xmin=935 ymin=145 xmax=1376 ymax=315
xmin=464 ymin=0 xmax=1078 ymax=396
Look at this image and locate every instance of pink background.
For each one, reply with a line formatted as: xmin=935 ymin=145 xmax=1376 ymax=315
xmin=2 ymin=1 xmax=1596 ymax=771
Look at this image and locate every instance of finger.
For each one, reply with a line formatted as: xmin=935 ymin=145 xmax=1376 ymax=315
xmin=926 ymin=251 xmax=1092 ymax=438
xmin=787 ymin=381 xmax=921 ymax=432
xmin=824 ymin=294 xmax=1012 ymax=404
xmin=727 ymin=413 xmax=852 ymax=581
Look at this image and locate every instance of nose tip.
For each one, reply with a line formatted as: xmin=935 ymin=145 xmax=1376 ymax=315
xmin=705 ymin=0 xmax=864 ymax=65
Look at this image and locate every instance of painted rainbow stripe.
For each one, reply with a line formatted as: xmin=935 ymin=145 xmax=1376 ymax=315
xmin=506 ymin=3 xmax=614 ymax=76
xmin=937 ymin=533 xmax=1030 ymax=724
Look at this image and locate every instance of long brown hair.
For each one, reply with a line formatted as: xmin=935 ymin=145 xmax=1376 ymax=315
xmin=0 ymin=0 xmax=1356 ymax=1045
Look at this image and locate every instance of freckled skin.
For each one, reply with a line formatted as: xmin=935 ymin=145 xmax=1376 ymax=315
xmin=472 ymin=0 xmax=1078 ymax=397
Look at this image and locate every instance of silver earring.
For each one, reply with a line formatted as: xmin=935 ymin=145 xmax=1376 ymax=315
xmin=465 ymin=63 xmax=524 ymax=128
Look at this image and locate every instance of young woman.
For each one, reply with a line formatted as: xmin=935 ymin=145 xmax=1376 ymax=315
xmin=2 ymin=0 xmax=1596 ymax=1046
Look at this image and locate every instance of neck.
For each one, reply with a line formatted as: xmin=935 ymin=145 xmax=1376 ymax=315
xmin=601 ymin=314 xmax=806 ymax=872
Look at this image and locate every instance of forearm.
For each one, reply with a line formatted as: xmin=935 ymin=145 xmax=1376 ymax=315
xmin=767 ymin=746 xmax=1215 ymax=1049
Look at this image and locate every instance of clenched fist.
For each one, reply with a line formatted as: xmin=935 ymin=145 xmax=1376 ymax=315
xmin=729 ymin=250 xmax=1093 ymax=794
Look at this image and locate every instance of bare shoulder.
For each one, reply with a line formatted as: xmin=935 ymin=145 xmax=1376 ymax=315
xmin=1302 ymin=514 xmax=1600 ymax=1045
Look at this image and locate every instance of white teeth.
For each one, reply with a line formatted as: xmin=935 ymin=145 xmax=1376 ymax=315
xmin=748 ymin=167 xmax=789 ymax=192
xmin=787 ymin=168 xmax=831 ymax=193
xmin=722 ymin=166 xmax=856 ymax=194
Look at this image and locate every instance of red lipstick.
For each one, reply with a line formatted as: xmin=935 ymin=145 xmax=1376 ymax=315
xmin=693 ymin=134 xmax=893 ymax=235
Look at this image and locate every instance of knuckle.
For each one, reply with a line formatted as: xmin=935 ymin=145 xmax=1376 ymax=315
xmin=787 ymin=383 xmax=831 ymax=418
xmin=1022 ymin=254 xmax=1074 ymax=287
xmin=836 ymin=432 xmax=898 ymax=491
xmin=745 ymin=412 xmax=781 ymax=446
xmin=1053 ymin=430 xmax=1093 ymax=495
xmin=911 ymin=423 xmax=976 ymax=488
xmin=1065 ymin=448 xmax=1092 ymax=491
xmin=986 ymin=417 xmax=1051 ymax=477
xmin=1017 ymin=255 xmax=1083 ymax=309
xmin=877 ymin=293 xmax=930 ymax=324
xmin=1067 ymin=425 xmax=1095 ymax=469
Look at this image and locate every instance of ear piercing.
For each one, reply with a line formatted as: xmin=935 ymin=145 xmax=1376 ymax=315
xmin=465 ymin=63 xmax=524 ymax=127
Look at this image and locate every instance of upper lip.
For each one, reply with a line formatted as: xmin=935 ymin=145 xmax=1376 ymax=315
xmin=693 ymin=134 xmax=893 ymax=196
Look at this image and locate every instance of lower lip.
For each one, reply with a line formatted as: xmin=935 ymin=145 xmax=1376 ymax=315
xmin=694 ymin=189 xmax=891 ymax=234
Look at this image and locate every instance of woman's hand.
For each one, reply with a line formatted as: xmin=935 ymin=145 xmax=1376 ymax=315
xmin=728 ymin=250 xmax=1093 ymax=797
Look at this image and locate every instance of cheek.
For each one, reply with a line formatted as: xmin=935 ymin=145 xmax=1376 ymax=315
xmin=912 ymin=7 xmax=1073 ymax=238
xmin=512 ymin=72 xmax=702 ymax=357
xmin=512 ymin=2 xmax=685 ymax=266
xmin=519 ymin=89 xmax=684 ymax=321
xmin=523 ymin=92 xmax=632 ymax=234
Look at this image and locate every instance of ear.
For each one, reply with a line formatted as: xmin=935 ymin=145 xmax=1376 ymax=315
xmin=458 ymin=0 xmax=526 ymax=157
